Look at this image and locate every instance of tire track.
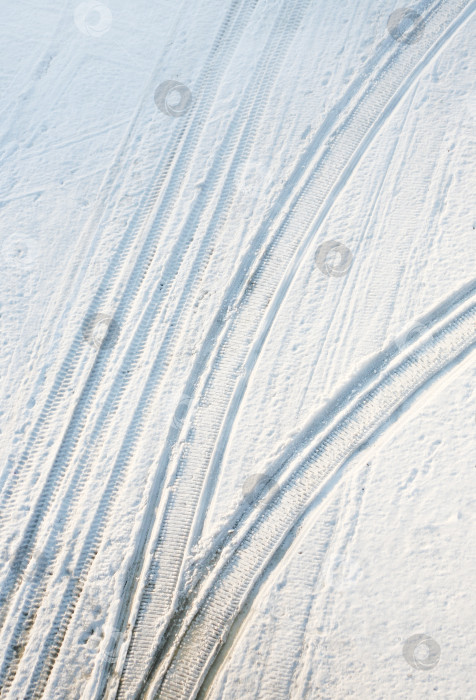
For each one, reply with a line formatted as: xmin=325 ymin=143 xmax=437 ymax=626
xmin=111 ymin=1 xmax=472 ymax=696
xmin=0 ymin=0 xmax=246 ymax=514
xmin=0 ymin=0 xmax=250 ymax=522
xmin=109 ymin=4 xmax=325 ymax=696
xmin=0 ymin=0 xmax=266 ymax=693
xmin=146 ymin=297 xmax=476 ymax=700
xmin=0 ymin=1 xmax=329 ymax=696
xmin=6 ymin=4 xmax=315 ymax=699
xmin=0 ymin=0 xmax=256 ymax=598
xmin=287 ymin=464 xmax=372 ymax=700
xmin=1 ymin=0 xmax=468 ymax=696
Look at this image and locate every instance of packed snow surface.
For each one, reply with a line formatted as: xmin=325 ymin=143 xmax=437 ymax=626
xmin=0 ymin=1 xmax=474 ymax=698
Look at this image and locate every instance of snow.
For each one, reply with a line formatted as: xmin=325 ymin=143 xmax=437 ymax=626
xmin=0 ymin=0 xmax=474 ymax=698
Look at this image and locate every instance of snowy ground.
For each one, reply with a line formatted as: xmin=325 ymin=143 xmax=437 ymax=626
xmin=0 ymin=0 xmax=474 ymax=698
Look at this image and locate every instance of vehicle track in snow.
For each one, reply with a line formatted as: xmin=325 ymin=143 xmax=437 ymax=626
xmin=0 ymin=0 xmax=267 ymax=693
xmin=0 ymin=0 xmax=328 ymax=695
xmin=109 ymin=1 xmax=474 ymax=697
xmin=0 ymin=0 xmax=251 ymax=531
xmin=0 ymin=0 xmax=257 ymax=597
xmin=0 ymin=0 xmax=472 ymax=696
xmin=144 ymin=294 xmax=476 ymax=700
xmin=0 ymin=0 xmax=197 ymax=508
xmin=8 ymin=4 xmax=318 ymax=697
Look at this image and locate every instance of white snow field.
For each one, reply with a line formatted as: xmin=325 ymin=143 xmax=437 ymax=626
xmin=0 ymin=0 xmax=474 ymax=698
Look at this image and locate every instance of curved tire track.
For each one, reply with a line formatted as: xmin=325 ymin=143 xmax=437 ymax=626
xmin=0 ymin=0 xmax=265 ymax=694
xmin=0 ymin=0 xmax=472 ymax=692
xmin=110 ymin=1 xmax=474 ymax=697
xmin=18 ymin=3 xmax=314 ymax=698
xmin=0 ymin=1 xmax=324 ymax=696
xmin=147 ymin=298 xmax=476 ymax=700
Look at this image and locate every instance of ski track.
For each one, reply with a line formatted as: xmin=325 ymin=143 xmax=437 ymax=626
xmin=108 ymin=1 xmax=473 ymax=698
xmin=0 ymin=0 xmax=472 ymax=697
xmin=145 ymin=298 xmax=476 ymax=700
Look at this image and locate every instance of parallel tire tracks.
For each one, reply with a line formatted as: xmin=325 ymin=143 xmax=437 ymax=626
xmin=147 ymin=297 xmax=476 ymax=700
xmin=8 ymin=2 xmax=315 ymax=697
xmin=0 ymin=0 xmax=265 ymax=695
xmin=18 ymin=3 xmax=317 ymax=698
xmin=0 ymin=0 xmax=471 ymax=697
xmin=111 ymin=1 xmax=318 ymax=696
xmin=109 ymin=1 xmax=474 ymax=698
xmin=0 ymin=0 xmax=253 ymax=534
